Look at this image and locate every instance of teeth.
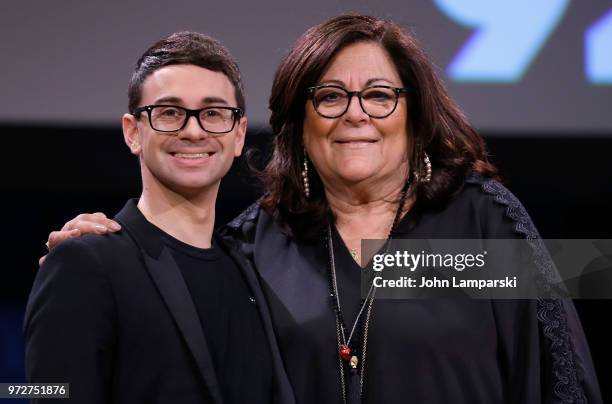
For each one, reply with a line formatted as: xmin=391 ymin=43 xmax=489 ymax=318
xmin=174 ymin=152 xmax=210 ymax=159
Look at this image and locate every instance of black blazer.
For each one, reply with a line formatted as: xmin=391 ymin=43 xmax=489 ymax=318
xmin=24 ymin=200 xmax=295 ymax=404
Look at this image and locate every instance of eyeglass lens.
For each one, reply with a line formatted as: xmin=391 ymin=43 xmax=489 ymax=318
xmin=149 ymin=106 xmax=236 ymax=133
xmin=312 ymin=86 xmax=399 ymax=118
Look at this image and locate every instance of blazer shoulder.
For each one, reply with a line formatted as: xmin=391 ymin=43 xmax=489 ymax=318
xmin=44 ymin=231 xmax=136 ymax=275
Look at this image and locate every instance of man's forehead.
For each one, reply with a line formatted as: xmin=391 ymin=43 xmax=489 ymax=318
xmin=140 ymin=64 xmax=236 ymax=105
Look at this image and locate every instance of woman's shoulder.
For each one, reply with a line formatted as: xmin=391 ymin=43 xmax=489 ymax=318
xmin=408 ymin=173 xmax=540 ymax=240
xmin=225 ymin=200 xmax=263 ymax=230
xmin=220 ymin=199 xmax=281 ymax=244
xmin=219 ymin=199 xmax=300 ymax=260
xmin=462 ymin=173 xmax=541 ymax=239
xmin=460 ymin=173 xmax=522 ymax=211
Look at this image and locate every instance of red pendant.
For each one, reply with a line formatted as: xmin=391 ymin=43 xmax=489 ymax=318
xmin=339 ymin=345 xmax=352 ymax=361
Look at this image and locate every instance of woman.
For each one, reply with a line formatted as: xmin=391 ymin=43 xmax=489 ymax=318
xmin=44 ymin=14 xmax=601 ymax=403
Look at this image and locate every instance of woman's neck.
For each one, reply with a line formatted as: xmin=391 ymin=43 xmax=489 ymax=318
xmin=324 ymin=176 xmax=412 ymax=266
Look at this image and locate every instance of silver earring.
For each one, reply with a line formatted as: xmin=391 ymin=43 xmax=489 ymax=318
xmin=414 ymin=152 xmax=432 ymax=183
xmin=302 ymin=150 xmax=310 ymax=198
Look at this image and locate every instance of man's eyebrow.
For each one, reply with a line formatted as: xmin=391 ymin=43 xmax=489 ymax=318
xmin=153 ymin=96 xmax=182 ymax=104
xmin=151 ymin=96 xmax=229 ymax=105
xmin=202 ymin=96 xmax=228 ymax=105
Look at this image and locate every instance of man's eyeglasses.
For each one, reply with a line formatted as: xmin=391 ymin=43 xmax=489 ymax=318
xmin=132 ymin=105 xmax=243 ymax=134
xmin=307 ymin=85 xmax=409 ymax=119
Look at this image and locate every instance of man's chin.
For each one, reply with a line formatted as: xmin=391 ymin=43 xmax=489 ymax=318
xmin=160 ymin=176 xmax=223 ymax=199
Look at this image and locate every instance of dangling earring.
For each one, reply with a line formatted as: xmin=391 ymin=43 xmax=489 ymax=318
xmin=414 ymin=152 xmax=432 ymax=183
xmin=302 ymin=149 xmax=310 ymax=198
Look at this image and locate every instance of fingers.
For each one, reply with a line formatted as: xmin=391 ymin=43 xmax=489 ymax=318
xmin=61 ymin=212 xmax=121 ymax=233
xmin=47 ymin=229 xmax=82 ymax=251
xmin=40 ymin=228 xmax=82 ymax=266
xmin=40 ymin=212 xmax=121 ymax=267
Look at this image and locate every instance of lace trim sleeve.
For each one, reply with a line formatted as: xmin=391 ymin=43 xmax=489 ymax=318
xmin=466 ymin=174 xmax=587 ymax=404
xmin=226 ymin=201 xmax=261 ymax=230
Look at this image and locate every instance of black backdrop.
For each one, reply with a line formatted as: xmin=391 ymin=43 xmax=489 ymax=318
xmin=1 ymin=125 xmax=611 ymax=401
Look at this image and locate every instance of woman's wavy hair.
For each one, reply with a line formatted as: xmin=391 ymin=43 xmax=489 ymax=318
xmin=258 ymin=14 xmax=498 ymax=242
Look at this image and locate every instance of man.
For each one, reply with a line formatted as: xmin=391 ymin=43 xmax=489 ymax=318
xmin=25 ymin=32 xmax=292 ymax=404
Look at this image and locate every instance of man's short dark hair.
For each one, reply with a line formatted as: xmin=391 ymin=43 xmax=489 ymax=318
xmin=128 ymin=31 xmax=245 ymax=114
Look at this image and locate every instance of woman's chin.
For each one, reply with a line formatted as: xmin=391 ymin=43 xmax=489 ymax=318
xmin=332 ymin=167 xmax=378 ymax=185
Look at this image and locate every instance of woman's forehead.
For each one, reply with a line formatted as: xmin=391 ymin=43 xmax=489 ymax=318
xmin=318 ymin=42 xmax=402 ymax=86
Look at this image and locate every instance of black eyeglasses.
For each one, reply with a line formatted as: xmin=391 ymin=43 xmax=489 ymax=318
xmin=307 ymin=85 xmax=409 ymax=119
xmin=132 ymin=105 xmax=243 ymax=135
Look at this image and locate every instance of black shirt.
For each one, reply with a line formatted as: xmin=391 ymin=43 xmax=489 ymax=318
xmin=237 ymin=178 xmax=602 ymax=404
xmin=150 ymin=226 xmax=273 ymax=404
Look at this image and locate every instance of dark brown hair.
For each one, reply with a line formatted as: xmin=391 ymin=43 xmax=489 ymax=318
xmin=260 ymin=14 xmax=498 ymax=242
xmin=128 ymin=31 xmax=245 ymax=114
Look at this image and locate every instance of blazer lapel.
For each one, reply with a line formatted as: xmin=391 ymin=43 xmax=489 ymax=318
xmin=115 ymin=200 xmax=223 ymax=404
xmin=219 ymin=235 xmax=296 ymax=404
xmin=142 ymin=250 xmax=223 ymax=404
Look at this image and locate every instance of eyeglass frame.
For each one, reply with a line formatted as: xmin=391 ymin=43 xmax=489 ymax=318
xmin=306 ymin=84 xmax=410 ymax=119
xmin=132 ymin=104 xmax=244 ymax=135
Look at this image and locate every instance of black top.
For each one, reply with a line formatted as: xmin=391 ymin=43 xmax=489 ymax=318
xmin=25 ymin=200 xmax=295 ymax=404
xmin=223 ymin=176 xmax=603 ymax=404
xmin=156 ymin=228 xmax=273 ymax=404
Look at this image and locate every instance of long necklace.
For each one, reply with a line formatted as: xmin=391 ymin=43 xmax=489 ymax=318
xmin=327 ymin=183 xmax=410 ymax=403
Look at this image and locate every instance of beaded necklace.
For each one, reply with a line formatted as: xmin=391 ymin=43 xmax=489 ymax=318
xmin=326 ymin=182 xmax=410 ymax=403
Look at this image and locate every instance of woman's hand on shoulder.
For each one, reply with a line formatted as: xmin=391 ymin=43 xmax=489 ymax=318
xmin=40 ymin=213 xmax=121 ymax=265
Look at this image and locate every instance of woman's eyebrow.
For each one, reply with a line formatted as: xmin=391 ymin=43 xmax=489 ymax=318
xmin=317 ymin=77 xmax=394 ymax=87
xmin=364 ymin=77 xmax=393 ymax=86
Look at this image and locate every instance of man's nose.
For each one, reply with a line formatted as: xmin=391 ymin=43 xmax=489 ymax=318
xmin=178 ymin=115 xmax=208 ymax=140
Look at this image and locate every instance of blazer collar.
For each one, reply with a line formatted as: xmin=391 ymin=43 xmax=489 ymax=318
xmin=217 ymin=233 xmax=296 ymax=404
xmin=114 ymin=199 xmax=165 ymax=259
xmin=113 ymin=199 xmax=224 ymax=404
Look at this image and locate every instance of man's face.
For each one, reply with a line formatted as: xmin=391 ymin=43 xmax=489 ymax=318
xmin=123 ymin=64 xmax=246 ymax=198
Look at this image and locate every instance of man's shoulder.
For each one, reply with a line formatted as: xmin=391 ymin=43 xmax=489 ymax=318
xmin=69 ymin=230 xmax=135 ymax=254
xmin=44 ymin=230 xmax=138 ymax=274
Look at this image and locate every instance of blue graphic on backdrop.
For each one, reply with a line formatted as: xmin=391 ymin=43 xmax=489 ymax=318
xmin=435 ymin=0 xmax=570 ymax=83
xmin=586 ymin=9 xmax=612 ymax=84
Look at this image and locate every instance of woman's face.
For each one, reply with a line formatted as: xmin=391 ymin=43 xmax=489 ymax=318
xmin=303 ymin=41 xmax=410 ymax=192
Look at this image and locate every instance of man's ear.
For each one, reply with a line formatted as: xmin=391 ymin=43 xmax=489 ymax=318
xmin=122 ymin=113 xmax=142 ymax=155
xmin=233 ymin=116 xmax=247 ymax=157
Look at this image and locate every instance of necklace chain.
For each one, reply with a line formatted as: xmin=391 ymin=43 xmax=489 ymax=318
xmin=327 ymin=181 xmax=411 ymax=403
xmin=329 ymin=227 xmax=378 ymax=347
